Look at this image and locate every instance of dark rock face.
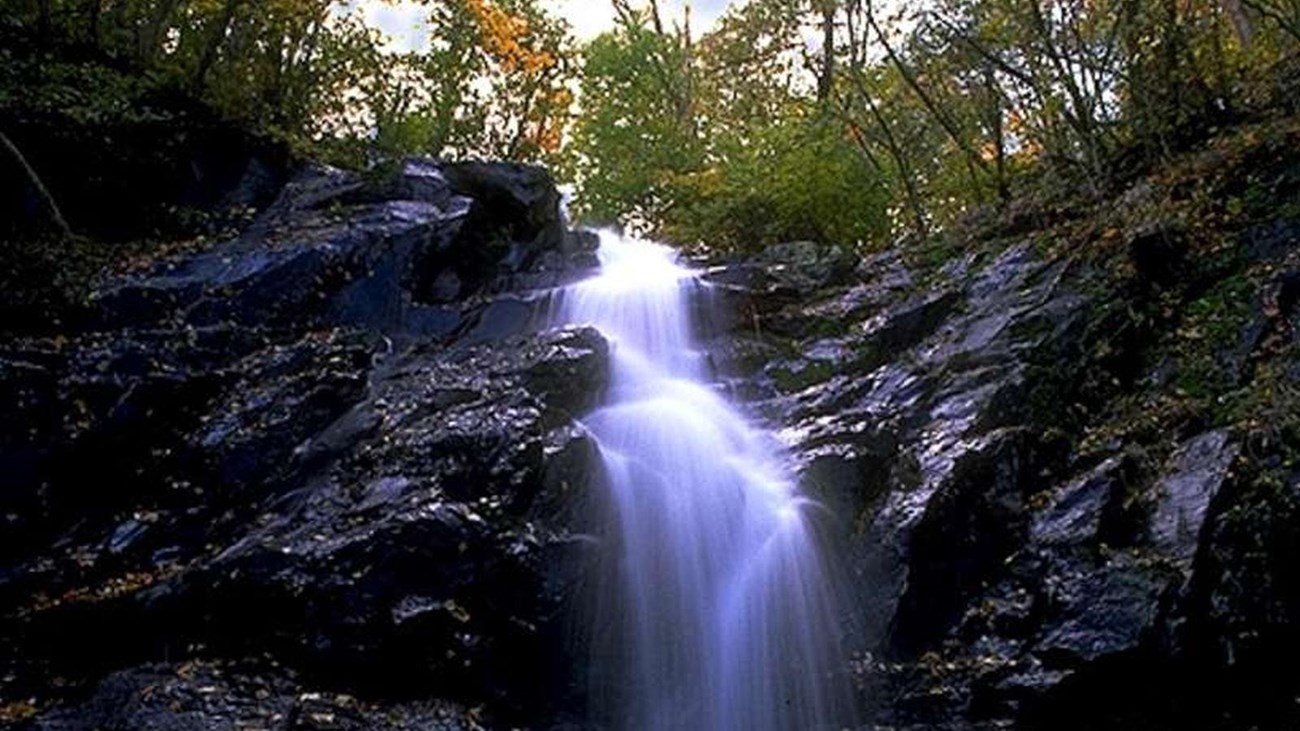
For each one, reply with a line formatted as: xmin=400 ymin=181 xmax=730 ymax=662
xmin=0 ymin=159 xmax=604 ymax=729
xmin=32 ymin=661 xmax=482 ymax=731
xmin=143 ymin=327 xmax=608 ymax=706
xmin=93 ymin=159 xmax=594 ymax=337
xmin=703 ymin=234 xmax=1300 ymax=730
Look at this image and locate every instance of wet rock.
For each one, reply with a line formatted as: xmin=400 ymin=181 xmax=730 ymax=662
xmin=186 ymin=330 xmax=376 ymax=495
xmin=1031 ymin=454 xmax=1146 ymax=551
xmin=457 ymin=296 xmax=539 ymax=344
xmin=10 ymin=139 xmax=1300 ymax=731
xmin=94 ymin=194 xmax=468 ymax=332
xmin=868 ymin=429 xmax=1038 ymax=656
xmin=379 ymin=157 xmax=457 ymax=208
xmin=757 ymin=241 xmax=859 ymax=292
xmin=0 ymin=330 xmax=235 ymax=570
xmin=0 ymin=327 xmax=384 ymax=574
xmin=518 ymin=326 xmax=612 ymax=425
xmin=1185 ymin=470 xmax=1300 ymax=725
xmin=854 ymin=290 xmax=961 ymax=369
xmin=563 ymin=228 xmax=601 ymax=256
xmin=259 ymin=163 xmax=369 ymax=217
xmin=1 ymin=157 xmax=606 ymax=728
xmin=442 ymin=161 xmax=566 ymax=272
xmin=31 ymin=660 xmax=486 ymax=731
xmin=703 ymin=241 xmax=859 ymax=311
xmin=704 ymin=237 xmax=1215 ymax=729
xmin=534 ymin=424 xmax=606 ymax=531
xmin=760 ymin=288 xmax=958 ymax=397
xmin=958 ymin=431 xmax=1240 ymax=721
xmin=92 ymin=161 xmax=590 ymax=335
xmin=1149 ymin=430 xmax=1239 ymax=568
xmin=1032 ymin=556 xmax=1168 ymax=665
xmin=112 ymin=326 xmax=612 ymax=716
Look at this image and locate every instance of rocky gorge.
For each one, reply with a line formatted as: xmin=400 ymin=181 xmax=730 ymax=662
xmin=3 ymin=124 xmax=1300 ymax=730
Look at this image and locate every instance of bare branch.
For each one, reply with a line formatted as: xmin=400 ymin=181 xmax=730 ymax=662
xmin=1 ymin=130 xmax=73 ymax=239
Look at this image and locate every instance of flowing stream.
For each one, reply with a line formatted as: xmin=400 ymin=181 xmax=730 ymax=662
xmin=557 ymin=232 xmax=852 ymax=731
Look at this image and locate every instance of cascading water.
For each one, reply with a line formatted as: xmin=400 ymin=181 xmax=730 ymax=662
xmin=557 ymin=231 xmax=853 ymax=731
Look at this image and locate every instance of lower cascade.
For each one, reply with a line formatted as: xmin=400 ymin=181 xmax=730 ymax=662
xmin=557 ymin=232 xmax=853 ymax=731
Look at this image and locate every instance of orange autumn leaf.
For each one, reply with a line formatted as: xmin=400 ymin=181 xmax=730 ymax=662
xmin=462 ymin=0 xmax=555 ymax=75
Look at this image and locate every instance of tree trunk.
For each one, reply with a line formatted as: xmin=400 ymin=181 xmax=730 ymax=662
xmin=844 ymin=75 xmax=929 ymax=237
xmin=866 ymin=0 xmax=989 ymax=189
xmin=37 ymin=0 xmax=53 ymax=48
xmin=1 ymin=131 xmax=73 ymax=238
xmin=1220 ymin=0 xmax=1255 ymax=45
xmin=818 ymin=1 xmax=836 ymax=104
xmin=194 ymin=0 xmax=242 ymax=89
xmin=977 ymin=66 xmax=1010 ymax=203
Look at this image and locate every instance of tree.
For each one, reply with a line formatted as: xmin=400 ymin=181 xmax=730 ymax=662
xmin=567 ymin=1 xmax=703 ymax=226
xmin=368 ymin=0 xmax=575 ymax=163
xmin=0 ymin=130 xmax=72 ymax=238
xmin=569 ymin=0 xmax=890 ymax=250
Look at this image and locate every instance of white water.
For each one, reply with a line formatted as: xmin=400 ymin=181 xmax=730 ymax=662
xmin=557 ymin=231 xmax=852 ymax=731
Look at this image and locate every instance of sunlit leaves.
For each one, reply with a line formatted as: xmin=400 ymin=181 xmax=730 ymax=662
xmin=566 ymin=11 xmax=705 ymax=228
xmin=367 ymin=0 xmax=575 ymax=163
xmin=9 ymin=0 xmax=575 ymax=165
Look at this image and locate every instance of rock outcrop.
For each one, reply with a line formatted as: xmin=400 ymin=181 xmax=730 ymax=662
xmin=701 ymin=217 xmax=1300 ymax=729
xmin=1 ymin=159 xmax=604 ymax=728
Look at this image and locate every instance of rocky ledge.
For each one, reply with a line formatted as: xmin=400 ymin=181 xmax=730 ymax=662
xmin=1 ymin=159 xmax=606 ymax=728
xmin=701 ymin=204 xmax=1300 ymax=729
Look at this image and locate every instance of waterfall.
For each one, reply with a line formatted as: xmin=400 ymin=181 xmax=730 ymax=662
xmin=557 ymin=231 xmax=853 ymax=731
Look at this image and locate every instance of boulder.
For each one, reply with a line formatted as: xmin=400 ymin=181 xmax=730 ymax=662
xmin=1149 ymin=430 xmax=1239 ymax=568
xmin=756 ymin=241 xmax=859 ymax=292
xmin=31 ymin=661 xmax=484 ymax=731
xmin=139 ymin=327 xmax=607 ymax=710
xmin=92 ymin=160 xmax=595 ymax=336
xmin=93 ymin=188 xmax=470 ymax=332
xmin=961 ymin=431 xmax=1240 ymax=719
xmin=442 ymin=161 xmax=566 ymax=273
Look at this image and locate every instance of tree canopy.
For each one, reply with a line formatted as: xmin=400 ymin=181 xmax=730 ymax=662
xmin=4 ymin=0 xmax=1300 ymax=251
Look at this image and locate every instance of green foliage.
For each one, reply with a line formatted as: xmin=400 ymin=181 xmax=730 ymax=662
xmin=0 ymin=0 xmax=576 ymax=166
xmin=1174 ymin=274 xmax=1256 ymax=402
xmin=368 ymin=0 xmax=576 ymax=164
xmin=567 ymin=1 xmax=889 ymax=252
xmin=663 ymin=117 xmax=890 ymax=250
xmin=566 ymin=15 xmax=704 ymax=227
xmin=568 ymin=0 xmax=1300 ymax=253
xmin=5 ymin=0 xmax=1300 ymax=258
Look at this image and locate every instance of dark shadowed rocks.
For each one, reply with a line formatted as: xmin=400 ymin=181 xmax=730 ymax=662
xmin=1 ymin=160 xmax=607 ymax=730
xmin=92 ymin=159 xmax=595 ymax=337
xmin=705 ymin=232 xmax=1297 ymax=730
xmin=31 ymin=661 xmax=484 ymax=731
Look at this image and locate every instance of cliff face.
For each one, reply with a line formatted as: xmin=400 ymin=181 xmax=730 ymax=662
xmin=701 ymin=116 xmax=1300 ymax=730
xmin=705 ymin=248 xmax=1283 ymax=730
xmin=3 ymin=118 xmax=1300 ymax=730
xmin=1 ymin=159 xmax=608 ymax=729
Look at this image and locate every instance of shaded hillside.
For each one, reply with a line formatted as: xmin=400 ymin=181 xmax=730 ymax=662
xmin=700 ymin=112 xmax=1300 ymax=730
